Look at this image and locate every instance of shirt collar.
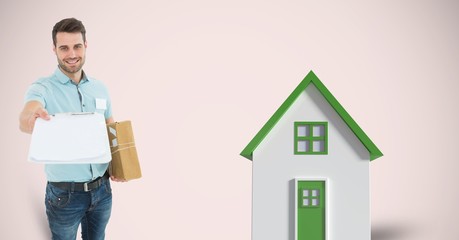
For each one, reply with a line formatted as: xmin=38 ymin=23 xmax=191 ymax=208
xmin=54 ymin=67 xmax=89 ymax=85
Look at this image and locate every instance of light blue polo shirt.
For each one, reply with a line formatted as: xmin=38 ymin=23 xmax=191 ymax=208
xmin=25 ymin=67 xmax=113 ymax=182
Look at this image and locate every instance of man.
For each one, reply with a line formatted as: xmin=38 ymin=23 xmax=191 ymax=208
xmin=19 ymin=18 xmax=122 ymax=240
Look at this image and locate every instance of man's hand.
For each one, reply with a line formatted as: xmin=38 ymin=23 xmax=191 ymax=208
xmin=19 ymin=101 xmax=50 ymax=134
xmin=110 ymin=175 xmax=127 ymax=182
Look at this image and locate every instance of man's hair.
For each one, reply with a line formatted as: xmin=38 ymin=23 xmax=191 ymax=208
xmin=52 ymin=18 xmax=86 ymax=46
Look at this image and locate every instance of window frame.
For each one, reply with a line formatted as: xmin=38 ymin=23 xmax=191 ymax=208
xmin=294 ymin=122 xmax=328 ymax=155
xmin=300 ymin=188 xmax=321 ymax=208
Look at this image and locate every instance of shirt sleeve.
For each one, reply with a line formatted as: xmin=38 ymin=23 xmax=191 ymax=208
xmin=24 ymin=82 xmax=47 ymax=107
xmin=105 ymin=96 xmax=112 ymax=119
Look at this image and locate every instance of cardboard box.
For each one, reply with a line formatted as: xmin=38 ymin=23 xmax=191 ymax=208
xmin=107 ymin=121 xmax=142 ymax=181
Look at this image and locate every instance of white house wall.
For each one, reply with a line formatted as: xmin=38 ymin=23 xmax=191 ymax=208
xmin=252 ymin=84 xmax=370 ymax=240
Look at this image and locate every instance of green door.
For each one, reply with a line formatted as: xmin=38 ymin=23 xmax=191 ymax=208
xmin=297 ymin=180 xmax=326 ymax=240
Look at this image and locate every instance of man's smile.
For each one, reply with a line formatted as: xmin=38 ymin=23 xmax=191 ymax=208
xmin=65 ymin=58 xmax=80 ymax=65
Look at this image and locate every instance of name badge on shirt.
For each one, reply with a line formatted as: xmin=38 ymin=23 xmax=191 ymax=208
xmin=96 ymin=98 xmax=107 ymax=110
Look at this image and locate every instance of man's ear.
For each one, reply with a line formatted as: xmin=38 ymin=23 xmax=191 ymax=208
xmin=52 ymin=45 xmax=56 ymax=54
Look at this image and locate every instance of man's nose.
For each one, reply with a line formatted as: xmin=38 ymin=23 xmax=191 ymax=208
xmin=68 ymin=49 xmax=77 ymax=58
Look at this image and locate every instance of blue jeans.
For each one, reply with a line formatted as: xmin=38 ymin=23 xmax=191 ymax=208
xmin=45 ymin=178 xmax=112 ymax=240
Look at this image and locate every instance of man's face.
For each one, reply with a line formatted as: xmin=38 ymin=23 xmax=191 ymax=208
xmin=53 ymin=32 xmax=87 ymax=75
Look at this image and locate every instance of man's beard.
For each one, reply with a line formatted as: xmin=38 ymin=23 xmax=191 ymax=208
xmin=58 ymin=57 xmax=85 ymax=74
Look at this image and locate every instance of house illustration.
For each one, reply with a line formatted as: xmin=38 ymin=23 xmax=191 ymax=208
xmin=240 ymin=71 xmax=383 ymax=240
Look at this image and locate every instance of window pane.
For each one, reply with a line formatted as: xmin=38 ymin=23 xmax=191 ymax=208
xmin=312 ymin=198 xmax=319 ymax=206
xmin=303 ymin=190 xmax=309 ymax=197
xmin=297 ymin=125 xmax=309 ymax=137
xmin=312 ymin=140 xmax=324 ymax=152
xmin=297 ymin=141 xmax=309 ymax=152
xmin=303 ymin=199 xmax=309 ymax=206
xmin=312 ymin=125 xmax=325 ymax=137
xmin=311 ymin=190 xmax=319 ymax=197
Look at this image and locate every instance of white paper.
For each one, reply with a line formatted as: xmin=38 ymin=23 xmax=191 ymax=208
xmin=28 ymin=112 xmax=111 ymax=164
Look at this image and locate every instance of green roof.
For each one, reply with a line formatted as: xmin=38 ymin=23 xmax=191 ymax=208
xmin=240 ymin=71 xmax=383 ymax=161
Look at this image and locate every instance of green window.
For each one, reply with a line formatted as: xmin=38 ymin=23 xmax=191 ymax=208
xmin=294 ymin=122 xmax=328 ymax=155
xmin=300 ymin=189 xmax=321 ymax=208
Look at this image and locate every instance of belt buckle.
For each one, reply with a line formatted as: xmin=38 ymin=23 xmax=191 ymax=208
xmin=83 ymin=182 xmax=90 ymax=192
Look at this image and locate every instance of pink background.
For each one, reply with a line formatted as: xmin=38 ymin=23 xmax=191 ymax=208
xmin=1 ymin=0 xmax=458 ymax=239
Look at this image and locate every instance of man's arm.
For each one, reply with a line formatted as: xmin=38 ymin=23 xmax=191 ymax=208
xmin=19 ymin=101 xmax=50 ymax=134
xmin=105 ymin=116 xmax=114 ymax=124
